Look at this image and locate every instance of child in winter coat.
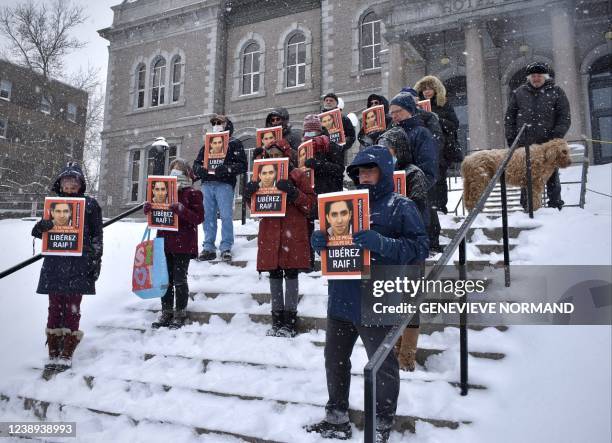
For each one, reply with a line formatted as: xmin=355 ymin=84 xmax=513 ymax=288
xmin=31 ymin=163 xmax=103 ymax=375
xmin=144 ymin=158 xmax=204 ymax=329
xmin=244 ymin=142 xmax=316 ymax=337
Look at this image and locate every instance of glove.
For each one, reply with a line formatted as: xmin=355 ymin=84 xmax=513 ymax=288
xmin=311 ymin=135 xmax=329 ymax=153
xmin=310 ymin=230 xmax=327 ymax=253
xmin=170 ymin=202 xmax=184 ymax=213
xmin=214 ymin=164 xmax=230 ymax=178
xmin=304 ymin=158 xmax=324 ymax=171
xmin=275 ymin=179 xmax=299 ymax=202
xmin=252 ymin=147 xmax=265 ymax=159
xmin=353 ymin=230 xmax=385 ymax=254
xmin=243 ymin=181 xmax=260 ymax=199
xmin=36 ymin=219 xmax=55 ymax=232
xmin=88 ymin=256 xmax=102 ymax=281
xmin=143 ymin=202 xmax=152 ymax=214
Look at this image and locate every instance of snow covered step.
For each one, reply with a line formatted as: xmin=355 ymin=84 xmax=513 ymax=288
xmin=235 ymin=233 xmax=258 ymax=241
xmin=440 ymin=226 xmax=535 ymax=241
xmin=3 ymin=368 xmax=473 ymax=435
xmin=439 ymin=242 xmax=517 ymax=255
xmin=199 ymin=260 xmax=249 ymax=268
xmin=131 ymin=307 xmax=508 ymax=335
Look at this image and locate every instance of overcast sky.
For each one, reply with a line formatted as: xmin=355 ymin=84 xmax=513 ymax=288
xmin=0 ymin=0 xmax=118 ymax=86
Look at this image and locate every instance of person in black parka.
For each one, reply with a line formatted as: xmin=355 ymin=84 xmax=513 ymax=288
xmin=265 ymin=107 xmax=303 ymax=151
xmin=32 ymin=162 xmax=103 ymax=373
xmin=357 ymin=93 xmax=393 ymax=149
xmin=504 ymin=62 xmax=571 ymax=210
xmin=321 ymin=92 xmax=357 ymax=155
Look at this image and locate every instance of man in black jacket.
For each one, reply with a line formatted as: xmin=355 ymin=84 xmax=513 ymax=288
xmin=321 ymin=92 xmax=357 ymax=155
xmin=505 ymin=62 xmax=571 ymax=210
xmin=193 ymin=115 xmax=247 ymax=261
xmin=265 ymin=107 xmax=302 ymax=151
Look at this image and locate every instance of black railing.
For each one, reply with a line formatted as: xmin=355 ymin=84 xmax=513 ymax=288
xmin=363 ymin=124 xmax=526 ymax=442
xmin=0 ymin=203 xmax=145 ymax=280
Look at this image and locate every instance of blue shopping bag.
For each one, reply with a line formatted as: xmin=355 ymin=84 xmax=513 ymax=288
xmin=131 ymin=227 xmax=169 ymax=299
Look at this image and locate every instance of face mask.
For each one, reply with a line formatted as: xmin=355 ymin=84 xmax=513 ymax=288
xmin=170 ymin=169 xmax=184 ymax=177
xmin=304 ymin=131 xmax=319 ymax=138
xmin=212 ymin=125 xmax=224 ymax=133
xmin=392 ymin=156 xmax=397 ymax=166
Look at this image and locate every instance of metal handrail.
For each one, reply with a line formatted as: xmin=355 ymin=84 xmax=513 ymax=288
xmin=0 ymin=202 xmax=145 ymax=280
xmin=363 ymin=124 xmax=526 ymax=442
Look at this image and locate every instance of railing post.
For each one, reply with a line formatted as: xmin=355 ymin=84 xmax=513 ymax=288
xmin=241 ymin=172 xmax=247 ymax=225
xmin=579 ymin=140 xmax=589 ymax=209
xmin=525 ymin=144 xmax=534 ymax=218
xmin=458 ymin=237 xmax=468 ymax=396
xmin=364 ymin=369 xmax=376 ymax=443
xmin=500 ymin=171 xmax=511 ymax=287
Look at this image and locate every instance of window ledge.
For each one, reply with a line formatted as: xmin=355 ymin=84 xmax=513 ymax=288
xmin=127 ymin=98 xmax=186 ymax=115
xmin=350 ymin=67 xmax=382 ymax=78
xmin=275 ymin=84 xmax=311 ymax=95
xmin=231 ymin=90 xmax=267 ymax=102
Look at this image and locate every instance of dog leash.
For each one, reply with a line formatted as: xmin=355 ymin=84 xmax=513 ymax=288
xmin=584 ymin=138 xmax=612 ymax=144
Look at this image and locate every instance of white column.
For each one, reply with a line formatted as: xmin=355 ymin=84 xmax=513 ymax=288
xmin=464 ymin=23 xmax=488 ymax=151
xmin=550 ymin=3 xmax=583 ymax=140
xmin=382 ymin=41 xmax=405 ymax=99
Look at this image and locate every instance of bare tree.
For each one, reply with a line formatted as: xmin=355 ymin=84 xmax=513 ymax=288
xmin=0 ymin=0 xmax=86 ymax=79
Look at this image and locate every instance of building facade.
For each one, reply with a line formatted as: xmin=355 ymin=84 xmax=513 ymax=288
xmin=0 ymin=59 xmax=88 ymax=218
xmin=98 ymin=0 xmax=612 ymax=216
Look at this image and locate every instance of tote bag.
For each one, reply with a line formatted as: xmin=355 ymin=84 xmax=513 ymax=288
xmin=132 ymin=227 xmax=169 ymax=299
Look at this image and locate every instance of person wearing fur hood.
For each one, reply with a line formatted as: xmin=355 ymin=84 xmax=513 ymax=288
xmin=244 ymin=141 xmax=316 ymax=338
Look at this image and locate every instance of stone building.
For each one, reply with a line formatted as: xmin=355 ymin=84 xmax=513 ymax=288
xmin=98 ymin=0 xmax=612 ymax=216
xmin=0 ymin=59 xmax=88 ymax=218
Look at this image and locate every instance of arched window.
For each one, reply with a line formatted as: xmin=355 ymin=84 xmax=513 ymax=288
xmin=589 ymin=54 xmax=612 ymax=164
xmin=242 ymin=42 xmax=260 ymax=95
xmin=151 ymin=57 xmax=166 ymax=107
xmin=360 ymin=11 xmax=381 ymax=70
xmin=135 ymin=63 xmax=146 ymax=109
xmin=286 ymin=33 xmax=306 ymax=88
xmin=171 ymin=56 xmax=182 ymax=103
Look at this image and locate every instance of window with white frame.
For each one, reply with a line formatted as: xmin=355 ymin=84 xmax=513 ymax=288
xmin=0 ymin=80 xmax=11 ymax=101
xmin=171 ymin=56 xmax=182 ymax=103
xmin=130 ymin=150 xmax=141 ymax=202
xmin=136 ymin=63 xmax=146 ymax=109
xmin=360 ymin=11 xmax=382 ymax=70
xmin=0 ymin=116 xmax=7 ymax=138
xmin=151 ymin=57 xmax=166 ymax=107
xmin=286 ymin=33 xmax=306 ymax=88
xmin=67 ymin=103 xmax=77 ymax=123
xmin=40 ymin=95 xmax=51 ymax=114
xmin=241 ymin=42 xmax=261 ymax=95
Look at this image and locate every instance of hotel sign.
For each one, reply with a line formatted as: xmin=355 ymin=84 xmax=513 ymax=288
xmin=439 ymin=0 xmax=515 ymax=14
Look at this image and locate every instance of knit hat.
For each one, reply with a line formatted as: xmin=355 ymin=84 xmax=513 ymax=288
xmin=525 ymin=62 xmax=549 ymax=75
xmin=323 ymin=92 xmax=338 ymax=104
xmin=390 ymin=92 xmax=417 ymax=115
xmin=303 ymin=114 xmax=322 ymax=134
xmin=400 ymin=87 xmax=418 ymax=98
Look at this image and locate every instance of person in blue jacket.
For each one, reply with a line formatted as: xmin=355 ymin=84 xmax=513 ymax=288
xmin=304 ymin=146 xmax=429 ymax=442
xmin=389 ymin=92 xmax=438 ymax=190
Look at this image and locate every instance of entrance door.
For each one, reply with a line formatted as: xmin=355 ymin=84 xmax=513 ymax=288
xmin=589 ymin=54 xmax=612 ymax=164
xmin=444 ymin=76 xmax=469 ymax=155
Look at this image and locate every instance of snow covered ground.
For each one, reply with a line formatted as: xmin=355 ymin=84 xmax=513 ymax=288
xmin=0 ymin=163 xmax=610 ymax=442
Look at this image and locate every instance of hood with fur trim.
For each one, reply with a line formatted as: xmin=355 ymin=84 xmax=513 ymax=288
xmin=414 ymin=75 xmax=447 ymax=107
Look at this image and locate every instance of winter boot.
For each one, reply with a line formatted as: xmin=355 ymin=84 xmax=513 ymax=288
xmin=398 ymin=327 xmax=420 ymax=371
xmin=303 ymin=420 xmax=352 ymax=440
xmin=266 ymin=311 xmax=284 ymax=337
xmin=151 ymin=309 xmax=174 ymax=329
xmin=198 ymin=250 xmax=216 ymax=261
xmin=169 ymin=309 xmax=188 ymax=329
xmin=56 ymin=330 xmax=83 ymax=372
xmin=42 ymin=328 xmax=64 ymax=379
xmin=220 ymin=250 xmax=232 ymax=263
xmin=280 ymin=311 xmax=298 ymax=338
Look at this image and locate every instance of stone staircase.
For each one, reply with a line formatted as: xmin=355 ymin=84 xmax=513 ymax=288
xmin=0 ymin=220 xmax=536 ymax=442
xmin=0 ymin=192 xmax=44 ymax=220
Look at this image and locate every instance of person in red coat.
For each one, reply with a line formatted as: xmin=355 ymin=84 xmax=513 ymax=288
xmin=144 ymin=158 xmax=204 ymax=329
xmin=244 ymin=142 xmax=316 ymax=337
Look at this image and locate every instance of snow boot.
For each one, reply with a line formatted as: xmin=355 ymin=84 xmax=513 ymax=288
xmin=55 ymin=330 xmax=83 ymax=372
xmin=42 ymin=328 xmax=64 ymax=379
xmin=151 ymin=309 xmax=174 ymax=329
xmin=304 ymin=420 xmax=352 ymax=440
xmin=198 ymin=250 xmax=216 ymax=261
xmin=220 ymin=250 xmax=232 ymax=262
xmin=397 ymin=327 xmax=419 ymax=371
xmin=280 ymin=311 xmax=298 ymax=338
xmin=266 ymin=311 xmax=285 ymax=337
xmin=169 ymin=309 xmax=188 ymax=329
xmin=376 ymin=427 xmax=391 ymax=443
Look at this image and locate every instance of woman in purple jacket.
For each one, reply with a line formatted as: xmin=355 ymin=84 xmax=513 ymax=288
xmin=144 ymin=158 xmax=204 ymax=329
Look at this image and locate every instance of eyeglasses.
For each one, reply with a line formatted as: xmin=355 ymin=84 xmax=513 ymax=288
xmin=211 ymin=120 xmax=223 ymax=126
xmin=370 ymin=100 xmax=380 ymax=105
xmin=270 ymin=117 xmax=283 ymax=123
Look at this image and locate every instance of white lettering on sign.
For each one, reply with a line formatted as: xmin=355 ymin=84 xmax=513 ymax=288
xmin=440 ymin=0 xmax=508 ymax=14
